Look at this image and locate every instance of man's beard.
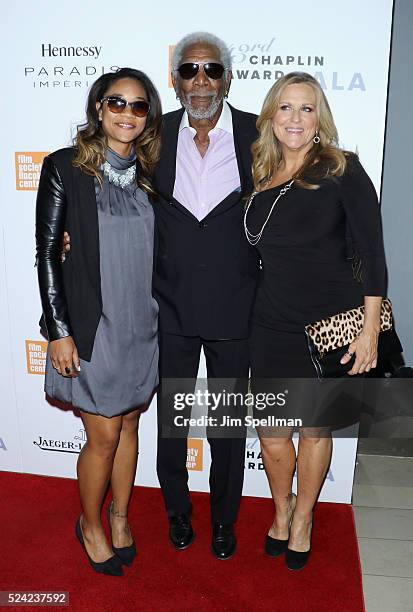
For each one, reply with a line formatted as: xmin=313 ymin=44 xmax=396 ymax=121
xmin=181 ymin=91 xmax=224 ymax=120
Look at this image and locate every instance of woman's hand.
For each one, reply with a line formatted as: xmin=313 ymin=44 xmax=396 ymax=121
xmin=341 ymin=296 xmax=382 ymax=375
xmin=340 ymin=329 xmax=379 ymax=375
xmin=50 ymin=336 xmax=80 ymax=377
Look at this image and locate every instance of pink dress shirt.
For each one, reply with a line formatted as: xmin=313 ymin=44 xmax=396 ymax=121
xmin=173 ymin=102 xmax=241 ymax=221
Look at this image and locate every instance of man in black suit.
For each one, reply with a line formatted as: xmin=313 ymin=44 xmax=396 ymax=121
xmin=153 ymin=31 xmax=258 ymax=559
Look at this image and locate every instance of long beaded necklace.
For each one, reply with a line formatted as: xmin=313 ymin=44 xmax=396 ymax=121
xmin=244 ymin=180 xmax=294 ymax=246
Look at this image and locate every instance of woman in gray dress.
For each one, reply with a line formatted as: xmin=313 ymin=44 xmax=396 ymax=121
xmin=36 ymin=68 xmax=162 ymax=576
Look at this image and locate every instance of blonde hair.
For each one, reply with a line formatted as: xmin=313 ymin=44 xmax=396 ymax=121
xmin=252 ymin=72 xmax=348 ymax=190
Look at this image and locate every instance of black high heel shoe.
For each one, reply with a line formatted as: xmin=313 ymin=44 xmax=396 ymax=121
xmin=265 ymin=493 xmax=296 ymax=558
xmin=75 ymin=518 xmax=123 ymax=576
xmin=285 ymin=516 xmax=313 ymax=571
xmin=106 ymin=502 xmax=137 ymax=566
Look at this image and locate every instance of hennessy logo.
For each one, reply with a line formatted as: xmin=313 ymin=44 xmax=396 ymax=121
xmin=41 ymin=44 xmax=102 ymax=59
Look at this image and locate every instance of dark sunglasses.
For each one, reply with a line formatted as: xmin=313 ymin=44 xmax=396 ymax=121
xmin=100 ymin=95 xmax=150 ymax=117
xmin=177 ymin=62 xmax=225 ymax=80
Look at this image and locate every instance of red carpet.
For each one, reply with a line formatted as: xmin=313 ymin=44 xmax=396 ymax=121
xmin=0 ymin=472 xmax=364 ymax=612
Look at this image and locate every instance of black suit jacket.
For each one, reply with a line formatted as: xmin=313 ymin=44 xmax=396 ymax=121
xmin=152 ymin=104 xmax=259 ymax=339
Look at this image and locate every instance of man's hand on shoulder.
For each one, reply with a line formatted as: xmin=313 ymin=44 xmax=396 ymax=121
xmin=61 ymin=231 xmax=70 ymax=262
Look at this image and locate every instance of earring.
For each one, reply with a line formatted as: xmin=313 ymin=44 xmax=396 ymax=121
xmin=313 ymin=130 xmax=320 ymax=144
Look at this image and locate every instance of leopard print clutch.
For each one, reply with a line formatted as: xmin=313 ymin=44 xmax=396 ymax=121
xmin=305 ymin=299 xmax=393 ymax=359
xmin=305 ymin=299 xmax=394 ymax=378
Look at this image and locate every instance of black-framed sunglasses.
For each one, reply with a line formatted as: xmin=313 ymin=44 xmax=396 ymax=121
xmin=177 ymin=62 xmax=225 ymax=80
xmin=100 ymin=95 xmax=151 ymax=118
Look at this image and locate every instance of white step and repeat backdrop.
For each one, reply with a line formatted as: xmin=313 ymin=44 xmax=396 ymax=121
xmin=1 ymin=0 xmax=394 ymax=502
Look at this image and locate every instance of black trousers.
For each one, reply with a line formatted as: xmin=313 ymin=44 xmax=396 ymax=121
xmin=156 ymin=333 xmax=249 ymax=525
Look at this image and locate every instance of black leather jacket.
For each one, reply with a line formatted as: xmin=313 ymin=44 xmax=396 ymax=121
xmin=36 ymin=148 xmax=102 ymax=361
xmin=36 ymin=156 xmax=72 ymax=340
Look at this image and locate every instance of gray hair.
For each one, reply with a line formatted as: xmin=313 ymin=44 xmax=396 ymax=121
xmin=171 ymin=31 xmax=232 ymax=75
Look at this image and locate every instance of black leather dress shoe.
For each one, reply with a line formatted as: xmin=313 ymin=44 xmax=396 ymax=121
xmin=169 ymin=513 xmax=194 ymax=549
xmin=211 ymin=524 xmax=236 ymax=560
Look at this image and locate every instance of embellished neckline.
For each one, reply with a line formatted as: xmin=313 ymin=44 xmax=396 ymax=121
xmin=103 ymin=147 xmax=137 ymax=188
xmin=102 ymin=162 xmax=136 ymax=188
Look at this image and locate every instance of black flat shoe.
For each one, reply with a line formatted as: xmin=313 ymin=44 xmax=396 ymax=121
xmin=211 ymin=524 xmax=236 ymax=560
xmin=106 ymin=503 xmax=137 ymax=566
xmin=169 ymin=512 xmax=195 ymax=550
xmin=75 ymin=518 xmax=123 ymax=576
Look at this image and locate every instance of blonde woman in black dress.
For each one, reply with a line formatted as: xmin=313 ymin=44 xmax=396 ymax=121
xmin=245 ymin=72 xmax=386 ymax=570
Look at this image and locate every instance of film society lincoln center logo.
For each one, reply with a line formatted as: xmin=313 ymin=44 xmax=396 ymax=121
xmin=15 ymin=152 xmax=49 ymax=191
xmin=186 ymin=438 xmax=203 ymax=471
xmin=26 ymin=340 xmax=48 ymax=375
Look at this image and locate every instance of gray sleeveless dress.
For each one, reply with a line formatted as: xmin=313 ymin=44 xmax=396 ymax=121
xmin=45 ymin=148 xmax=159 ymax=417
